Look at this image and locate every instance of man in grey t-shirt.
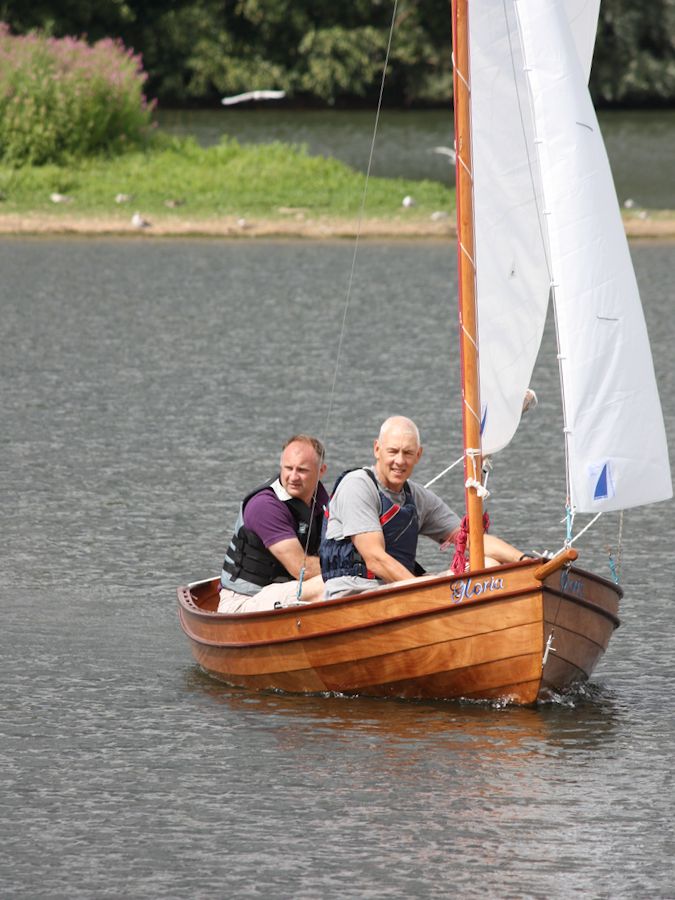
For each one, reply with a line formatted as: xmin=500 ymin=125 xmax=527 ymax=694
xmin=321 ymin=415 xmax=522 ymax=599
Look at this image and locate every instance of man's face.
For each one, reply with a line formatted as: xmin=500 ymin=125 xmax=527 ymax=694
xmin=373 ymin=428 xmax=422 ymax=492
xmin=280 ymin=441 xmax=325 ymax=504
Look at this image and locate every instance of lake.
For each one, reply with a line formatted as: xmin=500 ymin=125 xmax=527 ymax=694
xmin=1 ymin=237 xmax=674 ymax=897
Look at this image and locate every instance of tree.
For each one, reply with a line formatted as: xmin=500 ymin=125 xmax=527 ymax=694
xmin=1 ymin=0 xmax=673 ymax=107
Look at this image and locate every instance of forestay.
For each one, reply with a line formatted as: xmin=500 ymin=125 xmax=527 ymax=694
xmin=469 ymin=0 xmax=672 ymax=513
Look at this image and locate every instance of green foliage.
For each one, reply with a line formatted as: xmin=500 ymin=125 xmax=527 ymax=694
xmin=0 ymin=24 xmax=154 ymax=165
xmin=592 ymin=0 xmax=675 ymax=103
xmin=0 ymin=0 xmax=673 ymax=108
xmin=0 ymin=134 xmax=453 ymax=218
xmin=296 ymin=28 xmax=387 ymax=103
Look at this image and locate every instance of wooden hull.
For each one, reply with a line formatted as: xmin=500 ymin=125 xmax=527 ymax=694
xmin=177 ymin=559 xmax=620 ymax=705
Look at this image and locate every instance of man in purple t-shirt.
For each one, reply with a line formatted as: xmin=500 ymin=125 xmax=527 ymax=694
xmin=219 ymin=435 xmax=329 ymax=613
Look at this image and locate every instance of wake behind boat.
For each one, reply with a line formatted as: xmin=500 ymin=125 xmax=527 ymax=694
xmin=177 ymin=0 xmax=669 ymax=704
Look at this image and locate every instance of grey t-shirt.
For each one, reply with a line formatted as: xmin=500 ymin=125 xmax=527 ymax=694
xmin=324 ymin=467 xmax=460 ymax=598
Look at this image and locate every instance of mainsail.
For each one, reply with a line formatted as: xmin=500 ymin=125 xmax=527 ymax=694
xmin=470 ymin=0 xmax=672 ymax=512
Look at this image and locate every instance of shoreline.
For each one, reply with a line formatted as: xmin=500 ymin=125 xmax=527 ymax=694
xmin=0 ymin=211 xmax=674 ymax=240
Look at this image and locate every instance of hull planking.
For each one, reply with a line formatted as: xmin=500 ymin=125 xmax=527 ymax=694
xmin=177 ymin=559 xmax=620 ymax=706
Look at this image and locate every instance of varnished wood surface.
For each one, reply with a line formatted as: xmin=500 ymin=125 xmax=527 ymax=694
xmin=176 ymin=560 xmax=621 ymax=705
xmin=452 ymin=0 xmax=485 ymax=569
xmin=534 ymin=549 xmax=578 ymax=581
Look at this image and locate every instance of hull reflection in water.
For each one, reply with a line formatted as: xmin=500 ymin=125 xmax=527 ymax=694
xmin=177 ymin=557 xmax=620 ymax=706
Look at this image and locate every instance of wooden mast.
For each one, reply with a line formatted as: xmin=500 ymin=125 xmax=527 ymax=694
xmin=452 ymin=0 xmax=485 ymax=570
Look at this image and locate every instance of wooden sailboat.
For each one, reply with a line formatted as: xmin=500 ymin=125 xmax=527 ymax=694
xmin=177 ymin=0 xmax=671 ymax=704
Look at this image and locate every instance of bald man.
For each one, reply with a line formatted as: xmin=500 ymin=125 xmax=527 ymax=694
xmin=320 ymin=416 xmax=522 ymax=599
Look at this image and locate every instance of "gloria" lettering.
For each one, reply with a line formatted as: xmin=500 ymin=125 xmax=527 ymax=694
xmin=560 ymin=569 xmax=584 ymax=597
xmin=451 ymin=574 xmax=505 ymax=604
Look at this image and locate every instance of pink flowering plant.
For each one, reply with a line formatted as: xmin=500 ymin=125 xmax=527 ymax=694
xmin=0 ymin=24 xmax=155 ymax=166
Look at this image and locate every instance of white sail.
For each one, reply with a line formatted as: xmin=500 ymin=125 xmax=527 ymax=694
xmin=470 ymin=0 xmax=600 ymax=458
xmin=564 ymin=0 xmax=601 ymax=82
xmin=470 ymin=2 xmax=551 ymax=456
xmin=515 ymin=0 xmax=672 ymax=512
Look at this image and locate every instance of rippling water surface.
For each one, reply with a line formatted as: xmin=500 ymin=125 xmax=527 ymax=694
xmin=2 ymin=238 xmax=674 ymax=898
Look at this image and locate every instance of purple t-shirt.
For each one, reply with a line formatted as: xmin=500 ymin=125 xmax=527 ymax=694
xmin=243 ymin=483 xmax=329 ymax=548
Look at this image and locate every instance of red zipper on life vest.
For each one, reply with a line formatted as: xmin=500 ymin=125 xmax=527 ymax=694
xmin=379 ymin=503 xmax=401 ymax=525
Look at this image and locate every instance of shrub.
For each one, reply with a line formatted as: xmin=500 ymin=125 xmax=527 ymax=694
xmin=0 ymin=23 xmax=155 ymax=166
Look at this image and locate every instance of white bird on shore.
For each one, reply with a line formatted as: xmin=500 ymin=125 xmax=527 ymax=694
xmin=50 ymin=192 xmax=71 ymax=204
xmin=131 ymin=211 xmax=151 ymax=229
xmin=221 ymin=90 xmax=286 ymax=106
xmin=402 ymin=195 xmax=416 ymax=208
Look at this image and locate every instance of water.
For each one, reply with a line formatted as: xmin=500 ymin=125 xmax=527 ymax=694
xmin=2 ymin=238 xmax=674 ymax=897
xmin=157 ymin=107 xmax=675 ymax=210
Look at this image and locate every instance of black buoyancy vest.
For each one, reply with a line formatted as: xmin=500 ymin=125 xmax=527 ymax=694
xmin=319 ymin=468 xmax=420 ymax=581
xmin=222 ymin=476 xmax=325 ymax=589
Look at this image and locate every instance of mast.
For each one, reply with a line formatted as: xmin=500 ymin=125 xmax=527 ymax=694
xmin=452 ymin=0 xmax=485 ymax=570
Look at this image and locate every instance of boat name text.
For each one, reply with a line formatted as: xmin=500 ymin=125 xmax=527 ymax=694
xmin=452 ymin=575 xmax=505 ymax=604
xmin=560 ymin=569 xmax=584 ymax=597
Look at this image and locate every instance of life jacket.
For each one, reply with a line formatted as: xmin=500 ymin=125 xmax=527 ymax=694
xmin=221 ymin=476 xmax=325 ymax=590
xmin=319 ymin=468 xmax=420 ymax=581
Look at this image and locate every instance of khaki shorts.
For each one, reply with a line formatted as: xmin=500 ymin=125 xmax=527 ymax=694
xmin=217 ymin=580 xmax=304 ymax=613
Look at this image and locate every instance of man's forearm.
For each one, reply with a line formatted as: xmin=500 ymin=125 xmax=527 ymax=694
xmin=362 ymin=551 xmax=415 ymax=583
xmin=483 ymin=534 xmax=521 ymax=564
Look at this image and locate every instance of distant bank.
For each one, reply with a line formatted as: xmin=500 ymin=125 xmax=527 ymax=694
xmin=0 ymin=211 xmax=672 ymax=239
xmin=0 ymin=136 xmax=671 ymax=240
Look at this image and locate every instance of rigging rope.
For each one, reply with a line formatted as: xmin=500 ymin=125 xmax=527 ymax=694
xmin=423 ymin=455 xmax=463 ymax=489
xmin=606 ymin=510 xmax=624 ymax=584
xmin=551 ymin=509 xmax=625 ymax=584
xmin=318 ymin=0 xmax=399 ymax=438
xmin=559 ymin=511 xmax=602 ymax=551
xmin=298 ymin=0 xmax=400 ymax=598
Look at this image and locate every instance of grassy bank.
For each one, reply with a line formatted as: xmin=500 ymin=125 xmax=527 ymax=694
xmin=0 ymin=135 xmax=454 ymax=233
xmin=0 ymin=135 xmax=672 ymax=239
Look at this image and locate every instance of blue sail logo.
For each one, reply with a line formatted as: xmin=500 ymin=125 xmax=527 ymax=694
xmin=591 ymin=460 xmax=614 ymax=502
xmin=594 ymin=463 xmax=609 ymax=500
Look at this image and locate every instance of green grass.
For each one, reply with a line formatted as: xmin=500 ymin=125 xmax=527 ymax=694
xmin=0 ymin=135 xmax=454 ymax=221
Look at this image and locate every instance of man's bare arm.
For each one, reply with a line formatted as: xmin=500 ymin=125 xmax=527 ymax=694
xmin=352 ymin=531 xmax=415 ymax=583
xmin=483 ymin=534 xmax=521 ymax=564
xmin=268 ymin=538 xmax=322 ymax=579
